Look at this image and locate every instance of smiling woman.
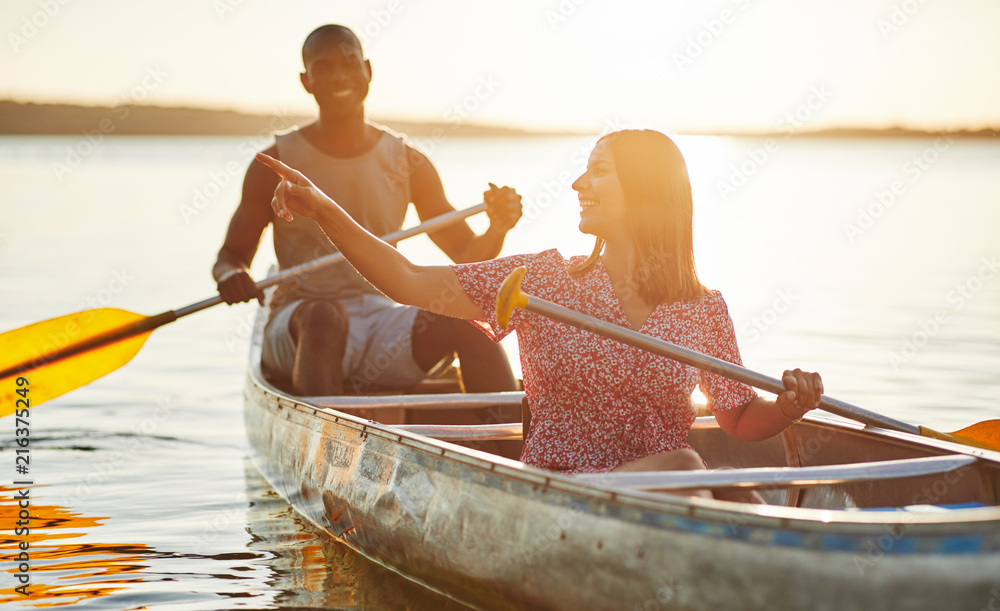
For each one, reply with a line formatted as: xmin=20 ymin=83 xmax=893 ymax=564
xmin=569 ymin=130 xmax=703 ymax=311
xmin=573 ymin=140 xmax=630 ymax=245
xmin=256 ymin=128 xmax=824 ymax=497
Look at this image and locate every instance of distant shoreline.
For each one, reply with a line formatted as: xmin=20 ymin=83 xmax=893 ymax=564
xmin=1 ymin=100 xmax=997 ymax=139
xmin=0 ymin=100 xmax=565 ymax=139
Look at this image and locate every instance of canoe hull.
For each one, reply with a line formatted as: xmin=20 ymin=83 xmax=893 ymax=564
xmin=245 ymin=373 xmax=1000 ymax=610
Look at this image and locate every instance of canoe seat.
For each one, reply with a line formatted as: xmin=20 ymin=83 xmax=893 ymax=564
xmin=308 ymin=392 xmax=524 ymax=412
xmin=264 ymin=358 xmax=466 ymax=396
xmin=389 ymin=422 xmax=524 ymax=441
xmin=314 ymin=394 xmax=526 ymax=460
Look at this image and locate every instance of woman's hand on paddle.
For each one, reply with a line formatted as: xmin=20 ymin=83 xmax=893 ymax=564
xmin=776 ymin=368 xmax=824 ymax=418
xmin=484 ymin=183 xmax=522 ymax=234
xmin=256 ymin=152 xmax=333 ymax=222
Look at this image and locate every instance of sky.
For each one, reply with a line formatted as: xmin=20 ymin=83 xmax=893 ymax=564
xmin=2 ymin=0 xmax=999 ymax=134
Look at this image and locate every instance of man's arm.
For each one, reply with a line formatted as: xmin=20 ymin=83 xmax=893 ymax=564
xmin=407 ymin=147 xmax=521 ymax=264
xmin=212 ymin=143 xmax=281 ymax=304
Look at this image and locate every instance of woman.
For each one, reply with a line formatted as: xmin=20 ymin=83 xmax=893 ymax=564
xmin=258 ymin=129 xmax=823 ymax=498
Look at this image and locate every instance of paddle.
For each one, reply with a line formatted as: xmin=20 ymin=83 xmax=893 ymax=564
xmin=0 ymin=203 xmax=487 ymax=416
xmin=495 ymin=266 xmax=1000 ymax=452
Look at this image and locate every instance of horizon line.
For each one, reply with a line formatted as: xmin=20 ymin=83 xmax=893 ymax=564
xmin=1 ymin=99 xmax=998 ymax=140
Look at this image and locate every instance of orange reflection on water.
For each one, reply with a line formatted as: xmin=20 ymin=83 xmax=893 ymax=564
xmin=0 ymin=485 xmax=150 ymax=607
xmin=244 ymin=469 xmax=468 ymax=610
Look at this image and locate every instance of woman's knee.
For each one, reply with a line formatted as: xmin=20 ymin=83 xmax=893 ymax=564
xmin=613 ymin=447 xmax=706 ymax=472
xmin=672 ymin=448 xmax=708 ymax=471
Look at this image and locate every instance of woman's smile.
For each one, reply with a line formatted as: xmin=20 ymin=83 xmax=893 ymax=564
xmin=572 ymin=140 xmax=629 ymax=239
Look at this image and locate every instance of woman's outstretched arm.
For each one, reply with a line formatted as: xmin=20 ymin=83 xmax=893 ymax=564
xmin=257 ymin=152 xmax=486 ymax=320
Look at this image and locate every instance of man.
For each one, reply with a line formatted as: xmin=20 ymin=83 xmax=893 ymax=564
xmin=213 ymin=24 xmax=521 ymax=398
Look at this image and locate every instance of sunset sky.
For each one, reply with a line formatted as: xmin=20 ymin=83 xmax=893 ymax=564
xmin=2 ymin=0 xmax=999 ymax=134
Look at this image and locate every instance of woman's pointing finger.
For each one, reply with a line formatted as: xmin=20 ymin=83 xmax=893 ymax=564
xmin=256 ymin=152 xmax=302 ymax=182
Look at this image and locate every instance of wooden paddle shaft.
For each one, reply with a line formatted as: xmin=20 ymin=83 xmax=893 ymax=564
xmin=173 ymin=202 xmax=487 ymax=319
xmin=522 ymin=295 xmax=923 ymax=436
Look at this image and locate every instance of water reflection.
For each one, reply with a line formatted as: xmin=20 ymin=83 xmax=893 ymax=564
xmin=0 ymin=485 xmax=150 ymax=606
xmin=0 ymin=470 xmax=471 ymax=610
xmin=242 ymin=460 xmax=470 ymax=610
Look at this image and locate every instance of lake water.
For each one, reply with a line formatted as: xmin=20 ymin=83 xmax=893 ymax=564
xmin=1 ymin=133 xmax=998 ymax=608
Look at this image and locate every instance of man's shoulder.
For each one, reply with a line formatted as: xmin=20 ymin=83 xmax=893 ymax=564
xmin=364 ymin=121 xmax=409 ymax=149
xmin=367 ymin=122 xmax=432 ymax=161
xmin=273 ymin=124 xmax=306 ymax=153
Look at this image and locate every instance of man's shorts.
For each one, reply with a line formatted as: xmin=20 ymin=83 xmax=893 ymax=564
xmin=262 ymin=294 xmax=428 ymax=391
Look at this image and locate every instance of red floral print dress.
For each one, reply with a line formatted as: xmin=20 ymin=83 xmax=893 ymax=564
xmin=452 ymin=249 xmax=757 ymax=473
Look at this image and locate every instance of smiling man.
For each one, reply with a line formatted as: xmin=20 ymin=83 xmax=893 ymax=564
xmin=212 ymin=25 xmax=522 ymax=399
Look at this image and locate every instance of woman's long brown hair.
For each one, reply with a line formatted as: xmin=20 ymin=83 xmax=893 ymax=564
xmin=569 ymin=129 xmax=706 ymax=305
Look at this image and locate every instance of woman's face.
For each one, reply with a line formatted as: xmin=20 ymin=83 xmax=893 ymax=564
xmin=572 ymin=140 xmax=629 ymax=240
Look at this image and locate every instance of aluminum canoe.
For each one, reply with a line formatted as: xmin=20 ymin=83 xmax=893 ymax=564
xmin=243 ymin=305 xmax=1000 ymax=611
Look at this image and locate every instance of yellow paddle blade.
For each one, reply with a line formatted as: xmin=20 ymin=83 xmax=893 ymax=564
xmin=920 ymin=422 xmax=1000 ymax=452
xmin=495 ymin=266 xmax=528 ymax=330
xmin=0 ymin=309 xmax=154 ymax=415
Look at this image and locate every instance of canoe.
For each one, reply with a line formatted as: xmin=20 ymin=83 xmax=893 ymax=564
xmin=243 ymin=304 xmax=1000 ymax=611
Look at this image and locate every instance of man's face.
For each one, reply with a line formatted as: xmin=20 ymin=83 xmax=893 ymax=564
xmin=301 ymin=36 xmax=371 ymax=113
